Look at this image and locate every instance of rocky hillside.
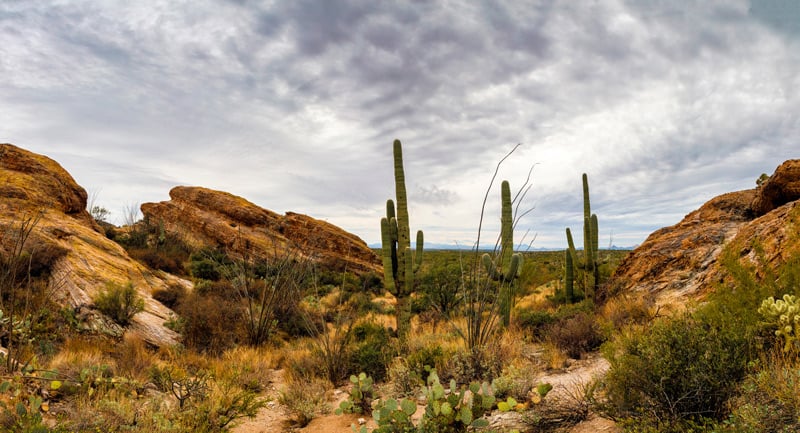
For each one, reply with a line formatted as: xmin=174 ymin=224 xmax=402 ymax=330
xmin=0 ymin=144 xmax=380 ymax=347
xmin=140 ymin=186 xmax=381 ymax=275
xmin=0 ymin=143 xmax=184 ymax=346
xmin=608 ymin=159 xmax=800 ymax=306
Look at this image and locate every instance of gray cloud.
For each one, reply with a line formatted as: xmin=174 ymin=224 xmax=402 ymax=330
xmin=1 ymin=0 xmax=799 ymax=248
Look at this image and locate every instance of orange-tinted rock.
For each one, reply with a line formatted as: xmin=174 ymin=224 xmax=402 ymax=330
xmin=0 ymin=144 xmax=183 ymax=347
xmin=607 ymin=159 xmax=800 ymax=306
xmin=141 ymin=186 xmax=381 ymax=275
xmin=751 ymin=159 xmax=800 ymax=216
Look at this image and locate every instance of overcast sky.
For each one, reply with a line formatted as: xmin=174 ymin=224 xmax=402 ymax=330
xmin=2 ymin=1 xmax=799 ymax=249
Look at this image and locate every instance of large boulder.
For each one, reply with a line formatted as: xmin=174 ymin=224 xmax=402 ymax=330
xmin=608 ymin=159 xmax=800 ymax=306
xmin=141 ymin=186 xmax=381 ymax=275
xmin=0 ymin=143 xmax=184 ymax=347
xmin=751 ymin=159 xmax=800 ymax=216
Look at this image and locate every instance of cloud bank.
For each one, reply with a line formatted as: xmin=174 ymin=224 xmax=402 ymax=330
xmin=1 ymin=0 xmax=798 ymax=248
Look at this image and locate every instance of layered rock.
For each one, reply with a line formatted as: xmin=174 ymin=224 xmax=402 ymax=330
xmin=140 ymin=186 xmax=381 ymax=275
xmin=0 ymin=144 xmax=184 ymax=347
xmin=608 ymin=159 xmax=800 ymax=306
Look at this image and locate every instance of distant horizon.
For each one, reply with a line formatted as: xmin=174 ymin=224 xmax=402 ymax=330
xmin=367 ymin=242 xmax=637 ymax=252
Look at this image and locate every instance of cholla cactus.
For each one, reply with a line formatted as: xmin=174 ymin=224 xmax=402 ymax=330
xmin=758 ymin=294 xmax=800 ymax=352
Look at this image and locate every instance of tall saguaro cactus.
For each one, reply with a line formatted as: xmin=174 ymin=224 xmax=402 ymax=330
xmin=565 ymin=173 xmax=604 ymax=301
xmin=482 ymin=180 xmax=522 ymax=326
xmin=380 ymin=139 xmax=423 ymax=343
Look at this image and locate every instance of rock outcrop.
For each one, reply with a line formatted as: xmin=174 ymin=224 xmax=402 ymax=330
xmin=140 ymin=186 xmax=381 ymax=275
xmin=751 ymin=159 xmax=800 ymax=216
xmin=608 ymin=159 xmax=800 ymax=306
xmin=0 ymin=144 xmax=184 ymax=347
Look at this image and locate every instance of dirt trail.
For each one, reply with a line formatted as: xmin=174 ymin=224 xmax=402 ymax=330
xmin=233 ymin=355 xmax=619 ymax=433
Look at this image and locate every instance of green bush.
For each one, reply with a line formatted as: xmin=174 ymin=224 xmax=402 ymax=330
xmin=190 ymin=259 xmax=221 ymax=281
xmin=94 ymin=281 xmax=145 ymax=326
xmin=602 ymin=311 xmax=750 ymax=425
xmin=349 ymin=322 xmax=393 ymax=381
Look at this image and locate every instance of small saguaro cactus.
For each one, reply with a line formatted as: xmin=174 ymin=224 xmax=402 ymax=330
xmin=482 ymin=180 xmax=522 ymax=326
xmin=565 ymin=173 xmax=606 ymax=301
xmin=380 ymin=139 xmax=423 ymax=344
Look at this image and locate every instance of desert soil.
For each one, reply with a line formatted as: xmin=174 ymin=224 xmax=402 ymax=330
xmin=233 ymin=354 xmax=619 ymax=433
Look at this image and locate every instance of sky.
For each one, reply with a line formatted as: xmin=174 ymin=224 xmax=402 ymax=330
xmin=1 ymin=0 xmax=799 ymax=250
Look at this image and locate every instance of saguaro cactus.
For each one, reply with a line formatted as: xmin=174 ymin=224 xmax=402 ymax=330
xmin=380 ymin=139 xmax=423 ymax=343
xmin=564 ymin=248 xmax=574 ymax=302
xmin=565 ymin=173 xmax=605 ymax=301
xmin=482 ymin=180 xmax=522 ymax=326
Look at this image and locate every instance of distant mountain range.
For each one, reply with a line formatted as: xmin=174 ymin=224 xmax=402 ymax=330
xmin=368 ymin=242 xmax=636 ymax=251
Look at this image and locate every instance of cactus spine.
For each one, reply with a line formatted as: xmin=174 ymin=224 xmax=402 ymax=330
xmin=482 ymin=180 xmax=522 ymax=326
xmin=565 ymin=173 xmax=604 ymax=301
xmin=380 ymin=140 xmax=423 ymax=343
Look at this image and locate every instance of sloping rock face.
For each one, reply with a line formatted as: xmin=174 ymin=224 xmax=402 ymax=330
xmin=608 ymin=160 xmax=800 ymax=305
xmin=141 ymin=186 xmax=381 ymax=275
xmin=0 ymin=144 xmax=184 ymax=347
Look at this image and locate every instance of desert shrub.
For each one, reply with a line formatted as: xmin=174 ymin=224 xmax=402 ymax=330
xmin=112 ymin=334 xmax=156 ymax=381
xmin=516 ymin=299 xmax=594 ymax=342
xmin=387 ymin=357 xmax=422 ymax=398
xmin=602 ymin=311 xmax=750 ymax=426
xmin=348 ymin=322 xmax=393 ymax=381
xmin=176 ymin=292 xmax=243 ymax=354
xmin=723 ymin=348 xmax=800 ymax=433
xmin=515 ymin=309 xmax=557 ymax=340
xmin=94 ymin=281 xmax=144 ymax=326
xmin=546 ymin=311 xmax=603 ymax=359
xmin=279 ymin=376 xmax=331 ymax=427
xmin=152 ymin=284 xmax=186 ymax=309
xmin=415 ymin=262 xmax=463 ymax=321
xmin=191 ymin=259 xmax=221 ymax=281
xmin=491 ymin=364 xmax=533 ymax=402
xmin=359 ymin=271 xmax=384 ymax=294
xmin=444 ymin=345 xmax=503 ymax=386
xmin=176 ymin=383 xmax=265 ymax=433
xmin=406 ymin=344 xmax=446 ymax=379
xmin=597 ymin=294 xmax=654 ymax=337
xmin=129 ymin=248 xmax=184 ymax=275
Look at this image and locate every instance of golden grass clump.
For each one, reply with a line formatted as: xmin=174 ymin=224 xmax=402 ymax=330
xmin=48 ymin=336 xmax=115 ymax=380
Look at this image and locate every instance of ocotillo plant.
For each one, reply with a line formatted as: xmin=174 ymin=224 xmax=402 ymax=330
xmin=565 ymin=173 xmax=605 ymax=301
xmin=380 ymin=139 xmax=423 ymax=344
xmin=482 ymin=180 xmax=521 ymax=326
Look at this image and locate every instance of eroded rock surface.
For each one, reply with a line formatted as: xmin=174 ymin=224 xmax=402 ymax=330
xmin=0 ymin=143 xmax=184 ymax=347
xmin=141 ymin=186 xmax=381 ymax=275
xmin=608 ymin=160 xmax=800 ymax=305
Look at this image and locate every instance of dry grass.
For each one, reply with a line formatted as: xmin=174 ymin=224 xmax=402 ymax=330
xmin=597 ymin=293 xmax=655 ymax=336
xmin=212 ymin=346 xmax=281 ymax=392
xmin=279 ymin=375 xmax=332 ymax=427
xmin=540 ymin=342 xmax=568 ymax=370
xmin=112 ymin=334 xmax=158 ymax=382
xmin=48 ymin=336 xmax=115 ymax=380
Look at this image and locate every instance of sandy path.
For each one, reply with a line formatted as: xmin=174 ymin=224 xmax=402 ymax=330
xmin=234 ymin=354 xmax=619 ymax=433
